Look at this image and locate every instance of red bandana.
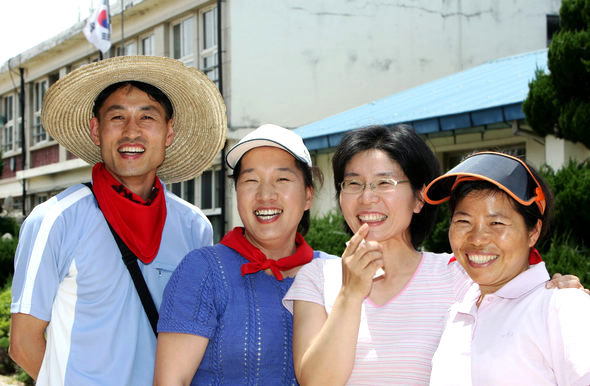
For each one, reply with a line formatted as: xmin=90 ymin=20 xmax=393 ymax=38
xmin=91 ymin=163 xmax=167 ymax=264
xmin=447 ymin=247 xmax=543 ymax=265
xmin=220 ymin=227 xmax=313 ymax=281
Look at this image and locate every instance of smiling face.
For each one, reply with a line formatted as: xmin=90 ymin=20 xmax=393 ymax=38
xmin=339 ymin=149 xmax=423 ymax=246
xmin=449 ymin=189 xmax=541 ymax=295
xmin=236 ymin=146 xmax=313 ymax=257
xmin=89 ymin=84 xmax=174 ymax=191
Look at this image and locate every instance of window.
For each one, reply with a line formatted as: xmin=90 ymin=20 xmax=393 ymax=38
xmin=116 ymin=41 xmax=137 ymax=56
xmin=170 ymin=179 xmax=196 ymax=205
xmin=141 ymin=35 xmax=154 ymax=55
xmin=2 ymin=95 xmax=14 ymax=152
xmin=200 ymin=7 xmax=218 ymax=84
xmin=547 ymin=15 xmax=560 ymax=46
xmin=172 ymin=16 xmax=195 ymax=67
xmin=201 ymin=168 xmax=224 ymax=242
xmin=33 ymin=80 xmax=49 ymax=145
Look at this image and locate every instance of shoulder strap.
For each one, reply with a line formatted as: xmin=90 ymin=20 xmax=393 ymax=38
xmin=84 ymin=182 xmax=159 ymax=336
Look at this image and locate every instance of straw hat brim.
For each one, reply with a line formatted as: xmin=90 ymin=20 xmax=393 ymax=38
xmin=41 ymin=55 xmax=227 ymax=183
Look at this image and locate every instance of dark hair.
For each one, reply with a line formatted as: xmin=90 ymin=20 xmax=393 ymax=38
xmin=231 ymin=154 xmax=323 ymax=236
xmin=92 ymin=81 xmax=174 ymax=121
xmin=332 ymin=124 xmax=441 ymax=248
xmin=448 ymin=158 xmax=554 ymax=243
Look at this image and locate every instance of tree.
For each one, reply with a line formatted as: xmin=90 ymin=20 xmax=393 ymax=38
xmin=522 ymin=0 xmax=590 ymax=148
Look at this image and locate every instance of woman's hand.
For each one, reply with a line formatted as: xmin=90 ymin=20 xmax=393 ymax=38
xmin=340 ymin=224 xmax=384 ymax=301
xmin=546 ymin=273 xmax=590 ymax=295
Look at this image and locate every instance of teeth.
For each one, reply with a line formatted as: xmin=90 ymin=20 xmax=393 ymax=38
xmin=119 ymin=146 xmax=144 ymax=153
xmin=467 ymin=254 xmax=498 ymax=264
xmin=255 ymin=209 xmax=282 ymax=219
xmin=358 ymin=213 xmax=387 ymax=222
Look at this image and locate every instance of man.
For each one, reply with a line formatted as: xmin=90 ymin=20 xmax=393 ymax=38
xmin=9 ymin=56 xmax=226 ymax=385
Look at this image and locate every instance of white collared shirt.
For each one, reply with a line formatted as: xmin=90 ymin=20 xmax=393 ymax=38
xmin=430 ymin=262 xmax=590 ymax=385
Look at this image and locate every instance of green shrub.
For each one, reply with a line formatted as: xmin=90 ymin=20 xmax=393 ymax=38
xmin=420 ymin=202 xmax=451 ymax=254
xmin=543 ymin=235 xmax=590 ymax=288
xmin=0 ymin=281 xmax=15 ymax=375
xmin=0 ymin=217 xmax=19 ymax=238
xmin=307 ymin=211 xmax=349 ymax=257
xmin=0 ymin=238 xmax=17 ymax=289
xmin=540 ymin=160 xmax=590 ymax=250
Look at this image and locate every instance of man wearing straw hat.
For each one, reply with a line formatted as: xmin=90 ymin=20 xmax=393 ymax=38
xmin=9 ymin=56 xmax=226 ymax=385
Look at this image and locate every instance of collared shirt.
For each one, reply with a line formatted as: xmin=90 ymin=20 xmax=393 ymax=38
xmin=11 ymin=182 xmax=213 ymax=386
xmin=430 ymin=262 xmax=590 ymax=386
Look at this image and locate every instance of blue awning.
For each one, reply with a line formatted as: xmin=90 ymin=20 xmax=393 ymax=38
xmin=295 ymin=49 xmax=548 ymax=151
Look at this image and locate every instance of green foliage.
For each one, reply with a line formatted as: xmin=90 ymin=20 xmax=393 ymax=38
xmin=0 ymin=217 xmax=19 ymax=238
xmin=559 ymin=0 xmax=590 ymax=30
xmin=307 ymin=211 xmax=350 ymax=257
xmin=522 ymin=69 xmax=559 ymax=137
xmin=0 ymin=281 xmax=15 ymax=375
xmin=0 ymin=239 xmax=17 ymax=289
xmin=548 ymin=29 xmax=590 ymax=99
xmin=524 ymin=0 xmax=590 ymax=148
xmin=543 ymin=235 xmax=590 ymax=288
xmin=540 ymin=160 xmax=590 ymax=250
xmin=420 ymin=202 xmax=451 ymax=253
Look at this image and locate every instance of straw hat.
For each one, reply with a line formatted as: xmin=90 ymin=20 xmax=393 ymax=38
xmin=41 ymin=55 xmax=227 ymax=183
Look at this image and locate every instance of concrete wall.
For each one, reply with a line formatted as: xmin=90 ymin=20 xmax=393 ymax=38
xmin=228 ymin=0 xmax=561 ymax=129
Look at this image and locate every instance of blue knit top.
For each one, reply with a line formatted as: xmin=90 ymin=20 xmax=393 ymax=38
xmin=158 ymin=244 xmax=333 ymax=385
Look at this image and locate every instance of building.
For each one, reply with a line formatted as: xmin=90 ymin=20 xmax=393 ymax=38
xmin=0 ymin=0 xmax=570 ymax=240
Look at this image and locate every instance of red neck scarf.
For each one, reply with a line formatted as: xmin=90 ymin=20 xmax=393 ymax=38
xmin=91 ymin=163 xmax=167 ymax=264
xmin=448 ymin=247 xmax=543 ymax=265
xmin=220 ymin=227 xmax=313 ymax=281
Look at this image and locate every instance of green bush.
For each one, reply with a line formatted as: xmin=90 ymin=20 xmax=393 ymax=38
xmin=0 ymin=282 xmax=13 ymax=375
xmin=0 ymin=217 xmax=19 ymax=238
xmin=420 ymin=202 xmax=451 ymax=254
xmin=543 ymin=235 xmax=590 ymax=288
xmin=307 ymin=211 xmax=349 ymax=257
xmin=540 ymin=160 xmax=590 ymax=250
xmin=0 ymin=238 xmax=17 ymax=289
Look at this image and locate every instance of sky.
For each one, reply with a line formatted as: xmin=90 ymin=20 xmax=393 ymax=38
xmin=1 ymin=0 xmax=95 ymax=65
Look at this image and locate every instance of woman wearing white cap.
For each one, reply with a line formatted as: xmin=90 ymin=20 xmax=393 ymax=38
xmin=153 ymin=124 xmax=334 ymax=385
xmin=425 ymin=152 xmax=590 ymax=385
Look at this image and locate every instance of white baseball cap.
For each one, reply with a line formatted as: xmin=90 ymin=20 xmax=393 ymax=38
xmin=225 ymin=124 xmax=312 ymax=169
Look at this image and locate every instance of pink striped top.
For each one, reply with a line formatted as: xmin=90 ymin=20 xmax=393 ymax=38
xmin=283 ymin=252 xmax=472 ymax=385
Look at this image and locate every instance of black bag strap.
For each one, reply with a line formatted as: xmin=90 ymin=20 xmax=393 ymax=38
xmin=84 ymin=182 xmax=159 ymax=336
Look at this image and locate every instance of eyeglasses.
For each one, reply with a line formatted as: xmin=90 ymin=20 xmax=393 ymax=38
xmin=340 ymin=178 xmax=410 ymax=194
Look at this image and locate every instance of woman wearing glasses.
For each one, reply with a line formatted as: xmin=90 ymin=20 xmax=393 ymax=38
xmin=283 ymin=125 xmax=583 ymax=385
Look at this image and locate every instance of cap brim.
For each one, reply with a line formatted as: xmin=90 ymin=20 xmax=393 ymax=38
xmin=42 ymin=56 xmax=227 ymax=183
xmin=424 ymin=152 xmax=537 ymax=206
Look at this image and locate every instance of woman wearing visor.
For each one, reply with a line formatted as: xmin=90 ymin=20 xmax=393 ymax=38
xmin=284 ymin=126 xmax=585 ymax=386
xmin=425 ymin=152 xmax=590 ymax=385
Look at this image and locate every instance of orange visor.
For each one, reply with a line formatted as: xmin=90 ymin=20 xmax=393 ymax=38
xmin=423 ymin=151 xmax=546 ymax=215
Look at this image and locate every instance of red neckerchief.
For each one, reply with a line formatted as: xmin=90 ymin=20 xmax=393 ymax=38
xmin=447 ymin=247 xmax=543 ymax=265
xmin=220 ymin=227 xmax=313 ymax=281
xmin=91 ymin=163 xmax=166 ymax=264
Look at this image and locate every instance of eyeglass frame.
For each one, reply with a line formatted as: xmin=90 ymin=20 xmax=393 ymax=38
xmin=339 ymin=177 xmax=410 ymax=194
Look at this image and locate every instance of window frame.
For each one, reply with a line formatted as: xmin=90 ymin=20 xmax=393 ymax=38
xmin=171 ymin=14 xmax=196 ymax=67
xmin=199 ymin=5 xmax=219 ymax=85
xmin=32 ymin=79 xmax=49 ymax=146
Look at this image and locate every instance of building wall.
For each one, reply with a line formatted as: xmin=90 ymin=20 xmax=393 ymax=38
xmin=2 ymin=0 xmax=582 ymax=234
xmin=228 ymin=0 xmax=561 ymax=129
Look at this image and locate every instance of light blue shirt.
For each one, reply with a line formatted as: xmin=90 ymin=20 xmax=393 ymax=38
xmin=11 ymin=182 xmax=213 ymax=386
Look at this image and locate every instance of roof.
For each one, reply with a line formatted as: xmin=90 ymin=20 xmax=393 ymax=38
xmin=295 ymin=49 xmax=548 ymax=151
